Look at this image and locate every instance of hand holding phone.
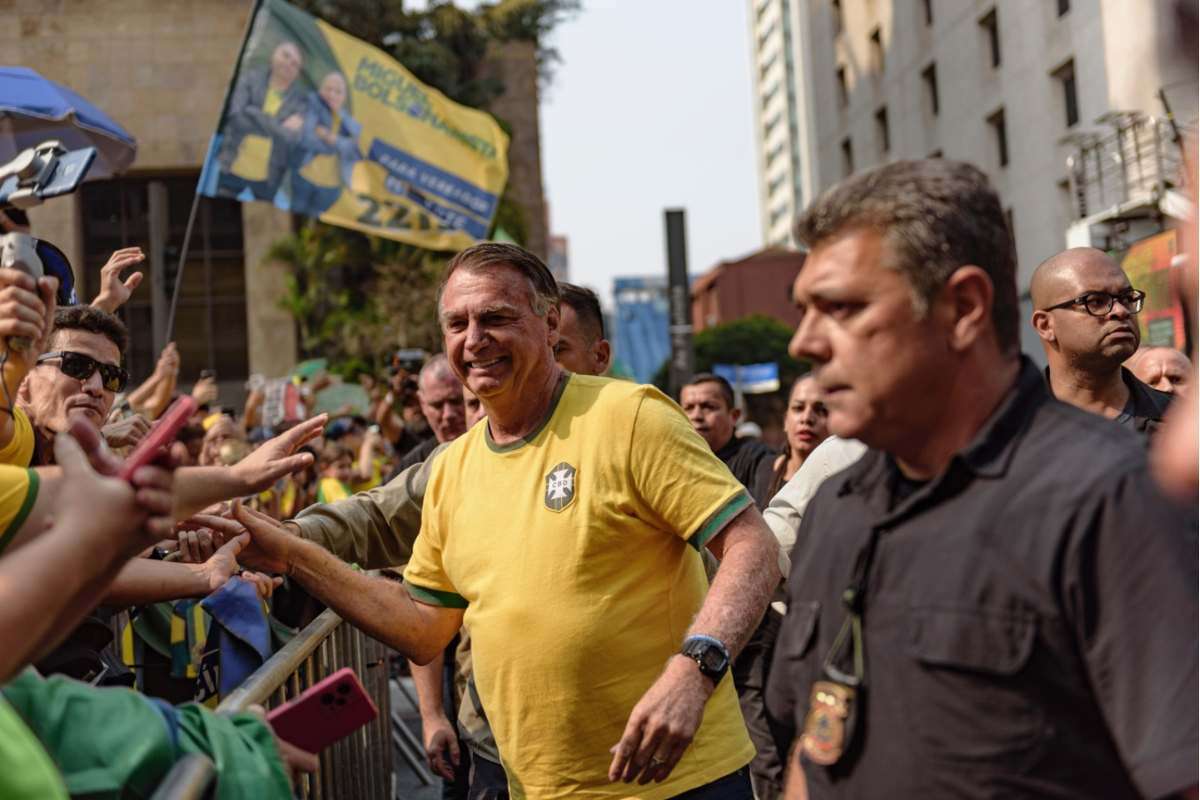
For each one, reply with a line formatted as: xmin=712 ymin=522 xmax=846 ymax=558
xmin=119 ymin=395 xmax=197 ymax=481
xmin=267 ymin=667 xmax=378 ymax=754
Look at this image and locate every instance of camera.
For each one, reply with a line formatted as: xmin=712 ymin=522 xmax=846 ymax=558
xmin=0 ymin=141 xmax=96 ymax=209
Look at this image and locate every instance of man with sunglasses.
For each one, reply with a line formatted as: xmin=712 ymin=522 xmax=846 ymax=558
xmin=17 ymin=305 xmax=131 ymax=464
xmin=1031 ymin=247 xmax=1173 ymax=440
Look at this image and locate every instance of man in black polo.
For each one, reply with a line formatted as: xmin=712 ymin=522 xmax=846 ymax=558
xmin=682 ymin=373 xmax=783 ymax=799
xmin=765 ymin=159 xmax=1196 ymax=799
xmin=681 ymin=374 xmax=776 ymax=507
xmin=1031 ymin=246 xmax=1172 ymax=440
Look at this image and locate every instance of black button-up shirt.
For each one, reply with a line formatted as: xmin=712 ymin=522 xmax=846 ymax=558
xmin=715 ymin=434 xmax=777 ymax=509
xmin=766 ymin=357 xmax=1197 ymax=799
xmin=1044 ymin=365 xmax=1173 ymax=442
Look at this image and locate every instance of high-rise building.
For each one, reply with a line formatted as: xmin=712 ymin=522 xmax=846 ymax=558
xmin=611 ymin=276 xmax=671 ymax=384
xmin=751 ymin=0 xmax=1196 ymax=354
xmin=748 ymin=0 xmax=814 ymax=248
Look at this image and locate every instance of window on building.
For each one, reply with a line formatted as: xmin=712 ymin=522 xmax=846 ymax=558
xmin=836 ymin=65 xmax=848 ymax=107
xmin=1056 ymin=0 xmax=1070 ymax=16
xmin=922 ymin=63 xmax=939 ymax=115
xmin=923 ymin=0 xmax=934 ymax=25
xmin=979 ymin=8 xmax=1000 ymax=68
xmin=1053 ymin=58 xmax=1079 ymax=128
xmin=81 ymin=175 xmax=249 ymax=385
xmin=870 ymin=27 xmax=884 ymax=73
xmin=841 ymin=137 xmax=854 ymax=177
xmin=876 ymin=107 xmax=890 ymax=154
xmin=988 ymin=108 xmax=1009 ymax=167
xmin=831 ymin=0 xmax=843 ymax=34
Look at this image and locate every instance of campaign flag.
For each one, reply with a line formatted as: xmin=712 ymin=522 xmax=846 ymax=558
xmin=197 ymin=0 xmax=509 ymax=251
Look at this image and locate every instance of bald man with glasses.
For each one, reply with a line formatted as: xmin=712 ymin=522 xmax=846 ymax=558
xmin=1031 ymin=247 xmax=1172 ymax=440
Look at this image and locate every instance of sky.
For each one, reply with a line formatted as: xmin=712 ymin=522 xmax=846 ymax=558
xmin=539 ymin=1 xmax=764 ymax=307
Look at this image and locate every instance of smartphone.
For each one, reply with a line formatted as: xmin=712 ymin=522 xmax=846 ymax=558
xmin=118 ymin=395 xmax=197 ymax=481
xmin=267 ymin=667 xmax=378 ymax=754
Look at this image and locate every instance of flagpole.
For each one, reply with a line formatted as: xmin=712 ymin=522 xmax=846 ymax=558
xmin=166 ymin=0 xmax=266 ymax=342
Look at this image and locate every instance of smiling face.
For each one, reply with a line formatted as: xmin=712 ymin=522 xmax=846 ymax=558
xmin=784 ymin=375 xmax=830 ymax=460
xmin=788 ymin=227 xmax=948 ymax=449
xmin=20 ymin=328 xmax=120 ymax=434
xmin=319 ymin=73 xmax=347 ymax=112
xmin=270 ymin=42 xmax=302 ymax=87
xmin=439 ymin=264 xmax=560 ymax=404
xmin=1033 ymin=252 xmax=1141 ymax=369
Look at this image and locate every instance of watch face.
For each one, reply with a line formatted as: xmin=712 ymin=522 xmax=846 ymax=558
xmin=702 ymin=647 xmax=727 ymax=672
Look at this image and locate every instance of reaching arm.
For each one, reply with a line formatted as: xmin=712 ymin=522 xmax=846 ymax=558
xmin=231 ymin=503 xmax=462 ymax=664
xmin=171 ymin=415 xmax=325 ymax=519
xmin=288 ymin=444 xmax=444 ymax=568
xmin=0 ymin=425 xmax=173 ymax=682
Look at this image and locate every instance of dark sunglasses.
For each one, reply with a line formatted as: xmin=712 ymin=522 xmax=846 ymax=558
xmin=36 ymin=350 xmax=129 ymax=393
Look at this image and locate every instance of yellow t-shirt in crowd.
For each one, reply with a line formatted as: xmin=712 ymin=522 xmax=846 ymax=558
xmin=0 ymin=407 xmax=35 ymax=468
xmin=404 ymin=374 xmax=755 ymax=800
xmin=0 ymin=465 xmax=38 ymax=555
xmin=317 ymin=476 xmax=350 ymax=504
xmin=230 ymin=88 xmax=284 ymax=182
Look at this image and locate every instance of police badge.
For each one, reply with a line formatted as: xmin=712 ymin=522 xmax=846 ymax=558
xmin=800 ymin=679 xmax=856 ymax=765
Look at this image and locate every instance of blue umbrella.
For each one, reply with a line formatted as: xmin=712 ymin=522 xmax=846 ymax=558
xmin=0 ymin=66 xmax=136 ymax=179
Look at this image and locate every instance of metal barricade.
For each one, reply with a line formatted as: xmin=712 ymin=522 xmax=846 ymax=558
xmin=152 ymin=606 xmax=395 ymax=799
xmin=148 ymin=754 xmax=215 ymax=800
xmin=217 ymin=607 xmax=395 ymax=799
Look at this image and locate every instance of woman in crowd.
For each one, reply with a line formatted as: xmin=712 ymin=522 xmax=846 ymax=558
xmin=289 ymin=71 xmax=362 ymax=216
xmin=768 ymin=373 xmax=830 ymax=497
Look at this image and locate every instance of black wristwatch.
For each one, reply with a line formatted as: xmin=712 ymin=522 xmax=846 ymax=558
xmin=680 ymin=635 xmax=730 ymax=684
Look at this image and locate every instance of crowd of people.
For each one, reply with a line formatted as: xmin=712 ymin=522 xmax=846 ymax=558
xmin=0 ymin=155 xmax=1195 ymax=800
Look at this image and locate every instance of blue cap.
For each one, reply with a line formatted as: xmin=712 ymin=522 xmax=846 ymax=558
xmin=34 ymin=239 xmax=78 ymax=306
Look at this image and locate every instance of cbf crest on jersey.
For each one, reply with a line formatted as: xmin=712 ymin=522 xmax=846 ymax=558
xmin=544 ymin=462 xmax=577 ymax=512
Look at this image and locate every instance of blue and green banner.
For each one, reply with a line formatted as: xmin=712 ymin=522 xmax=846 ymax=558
xmin=198 ymin=0 xmax=509 ymax=250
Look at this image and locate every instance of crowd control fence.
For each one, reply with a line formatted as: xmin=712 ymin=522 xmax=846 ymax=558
xmin=152 ymin=604 xmax=403 ymax=799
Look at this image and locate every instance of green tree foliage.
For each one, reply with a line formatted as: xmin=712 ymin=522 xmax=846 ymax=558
xmin=651 ymin=314 xmax=806 ymax=393
xmin=268 ymin=0 xmax=575 ymax=373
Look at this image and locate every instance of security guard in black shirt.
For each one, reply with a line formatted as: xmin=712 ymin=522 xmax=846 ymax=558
xmin=1032 ymin=247 xmax=1173 ymax=441
xmin=765 ymin=160 xmax=1197 ymax=799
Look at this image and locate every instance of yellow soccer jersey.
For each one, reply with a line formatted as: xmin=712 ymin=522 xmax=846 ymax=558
xmin=0 ymin=407 xmax=35 ymax=468
xmin=405 ymin=374 xmax=755 ymax=800
xmin=0 ymin=465 xmax=38 ymax=555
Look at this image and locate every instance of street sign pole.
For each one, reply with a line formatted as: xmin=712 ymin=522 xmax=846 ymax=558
xmin=664 ymin=208 xmax=694 ymax=398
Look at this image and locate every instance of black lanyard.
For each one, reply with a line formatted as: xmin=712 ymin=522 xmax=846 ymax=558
xmin=822 ymin=525 xmax=883 ymax=688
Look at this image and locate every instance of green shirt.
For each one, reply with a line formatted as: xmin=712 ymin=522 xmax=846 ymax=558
xmin=0 ymin=696 xmax=68 ymax=799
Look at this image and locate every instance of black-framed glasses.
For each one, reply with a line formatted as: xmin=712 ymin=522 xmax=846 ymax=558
xmin=1041 ymin=289 xmax=1146 ymax=317
xmin=36 ymin=351 xmax=128 ymax=393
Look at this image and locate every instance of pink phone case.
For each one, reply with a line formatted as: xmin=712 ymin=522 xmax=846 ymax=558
xmin=267 ymin=667 xmax=379 ymax=754
xmin=118 ymin=395 xmax=197 ymax=481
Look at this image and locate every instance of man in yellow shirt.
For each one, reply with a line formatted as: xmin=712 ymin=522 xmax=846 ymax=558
xmin=233 ymin=243 xmax=782 ymax=799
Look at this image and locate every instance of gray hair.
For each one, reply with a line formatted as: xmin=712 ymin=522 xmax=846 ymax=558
xmin=438 ymin=242 xmax=560 ymax=319
xmin=794 ymin=159 xmax=1020 ymax=353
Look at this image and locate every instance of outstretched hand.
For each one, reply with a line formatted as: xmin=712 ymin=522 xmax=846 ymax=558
xmin=186 ymin=503 xmax=296 ymax=576
xmin=230 ymin=414 xmax=326 ymax=495
xmin=92 ymin=247 xmax=145 ymax=313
